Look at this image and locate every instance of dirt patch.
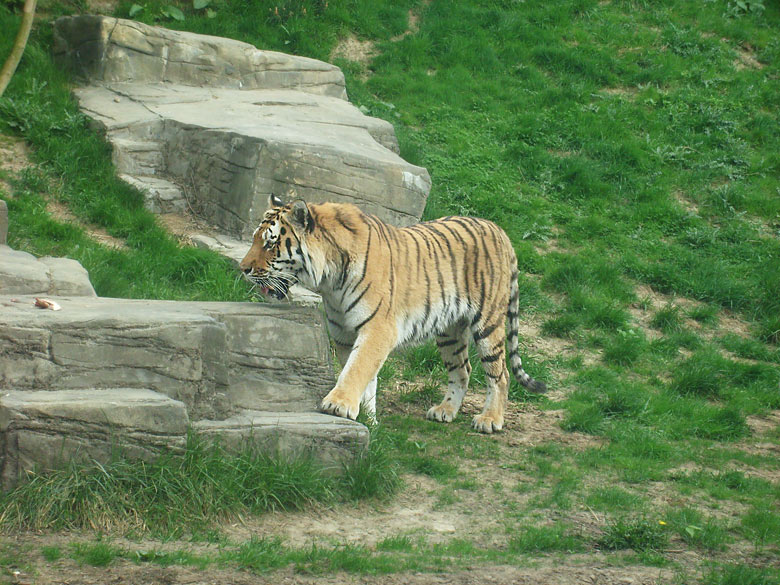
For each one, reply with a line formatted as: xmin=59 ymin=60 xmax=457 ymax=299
xmin=734 ymin=43 xmax=764 ymax=70
xmin=331 ymin=35 xmax=378 ymax=66
xmin=157 ymin=211 xmax=216 ymax=246
xmin=0 ymin=134 xmax=32 ymax=195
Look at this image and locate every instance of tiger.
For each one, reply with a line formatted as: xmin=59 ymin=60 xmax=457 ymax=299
xmin=239 ymin=195 xmax=547 ymax=433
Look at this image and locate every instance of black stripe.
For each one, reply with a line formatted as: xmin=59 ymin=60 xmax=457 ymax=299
xmin=473 ymin=319 xmax=500 ymax=342
xmin=448 ymin=359 xmax=468 ymax=372
xmin=354 ymin=301 xmax=382 ymax=331
xmin=481 ymin=351 xmax=503 ymax=363
xmin=437 ymin=338 xmax=458 ymax=347
xmin=345 ymin=284 xmax=370 ymax=314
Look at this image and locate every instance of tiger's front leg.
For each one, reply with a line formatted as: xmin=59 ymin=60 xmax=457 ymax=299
xmin=320 ymin=325 xmax=395 ymax=420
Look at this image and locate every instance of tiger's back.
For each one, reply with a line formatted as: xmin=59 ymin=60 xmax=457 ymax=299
xmin=240 ymin=198 xmax=546 ymax=433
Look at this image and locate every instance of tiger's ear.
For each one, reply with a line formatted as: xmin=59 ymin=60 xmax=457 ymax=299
xmin=289 ymin=200 xmax=315 ymax=233
xmin=268 ymin=193 xmax=284 ymax=208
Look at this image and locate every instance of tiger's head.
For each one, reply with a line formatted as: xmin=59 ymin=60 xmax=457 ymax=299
xmin=239 ymin=194 xmax=318 ymax=300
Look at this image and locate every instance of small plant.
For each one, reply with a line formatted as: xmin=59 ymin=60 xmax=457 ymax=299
xmin=541 ymin=314 xmax=580 ymax=338
xmin=602 ymin=328 xmax=646 ymax=366
xmin=726 ymin=0 xmax=766 ymax=18
xmin=597 ymin=517 xmax=668 ymax=553
xmin=687 ymin=304 xmax=719 ymax=326
xmin=71 ymin=541 xmax=121 ymax=567
xmin=650 ymin=304 xmax=683 ymax=333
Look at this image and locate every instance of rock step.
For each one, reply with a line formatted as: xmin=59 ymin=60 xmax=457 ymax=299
xmin=194 ymin=410 xmax=368 ymax=471
xmin=0 ymin=295 xmax=334 ymax=421
xmin=0 ymin=391 xmax=366 ymax=488
xmin=0 ymin=388 xmax=188 ymax=489
xmin=119 ymin=174 xmax=187 ymax=214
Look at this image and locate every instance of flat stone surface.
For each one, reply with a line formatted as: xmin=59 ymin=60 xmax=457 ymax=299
xmin=0 ymin=295 xmax=335 ymax=419
xmin=194 ymin=410 xmax=368 ymax=470
xmin=0 ymin=388 xmax=188 ymax=488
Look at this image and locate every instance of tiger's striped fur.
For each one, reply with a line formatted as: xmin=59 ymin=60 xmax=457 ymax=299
xmin=240 ymin=195 xmax=546 ymax=433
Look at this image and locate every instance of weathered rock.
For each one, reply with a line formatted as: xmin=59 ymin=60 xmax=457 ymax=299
xmin=194 ymin=411 xmax=368 ymax=471
xmin=53 ymin=16 xmax=347 ymax=98
xmin=0 ymin=247 xmax=96 ymax=297
xmin=0 ymin=388 xmax=188 ymax=489
xmin=0 ymin=295 xmax=334 ymax=420
xmin=53 ymin=16 xmax=431 ymax=237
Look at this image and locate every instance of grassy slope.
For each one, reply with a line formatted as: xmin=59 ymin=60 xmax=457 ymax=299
xmin=1 ymin=0 xmax=779 ymax=583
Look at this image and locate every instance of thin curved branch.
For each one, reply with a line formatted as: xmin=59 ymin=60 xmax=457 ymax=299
xmin=0 ymin=0 xmax=38 ymax=97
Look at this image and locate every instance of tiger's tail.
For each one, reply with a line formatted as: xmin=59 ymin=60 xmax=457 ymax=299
xmin=507 ymin=270 xmax=547 ymax=393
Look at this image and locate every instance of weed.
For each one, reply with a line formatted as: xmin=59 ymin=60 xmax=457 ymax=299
xmin=666 ymin=507 xmax=728 ymax=552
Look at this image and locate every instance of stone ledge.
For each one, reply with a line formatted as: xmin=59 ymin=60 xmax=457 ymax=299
xmin=0 ymin=295 xmax=335 ymax=420
xmin=53 ymin=16 xmax=348 ymax=98
xmin=0 ymin=388 xmax=188 ymax=489
xmin=193 ymin=410 xmax=369 ymax=471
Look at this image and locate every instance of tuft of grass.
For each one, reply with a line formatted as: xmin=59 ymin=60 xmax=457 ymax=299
xmin=339 ymin=423 xmax=401 ymax=501
xmin=666 ymin=507 xmax=728 ymax=552
xmin=508 ymin=523 xmax=585 ymax=553
xmin=71 ymin=541 xmax=121 ymax=567
xmin=541 ymin=314 xmax=580 ymax=338
xmin=740 ymin=504 xmax=780 ymax=549
xmin=597 ymin=516 xmax=669 ymax=553
xmin=687 ymin=304 xmax=720 ymax=326
xmin=702 ymin=564 xmax=780 ymax=585
xmin=650 ymin=304 xmax=684 ymax=333
xmin=602 ymin=329 xmax=647 ymax=366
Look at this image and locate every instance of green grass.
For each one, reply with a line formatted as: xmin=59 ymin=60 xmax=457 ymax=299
xmin=0 ymin=426 xmax=398 ymax=534
xmin=1 ymin=0 xmax=779 ymax=581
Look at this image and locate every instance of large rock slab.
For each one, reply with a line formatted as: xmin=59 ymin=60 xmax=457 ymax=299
xmin=53 ymin=16 xmax=347 ymax=98
xmin=0 ymin=388 xmax=188 ymax=489
xmin=53 ymin=16 xmax=431 ymax=238
xmin=0 ymin=295 xmax=334 ymax=420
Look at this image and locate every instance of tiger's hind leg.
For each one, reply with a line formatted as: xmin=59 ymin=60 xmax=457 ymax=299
xmin=471 ymin=320 xmax=510 ymax=434
xmin=427 ymin=325 xmax=472 ymax=424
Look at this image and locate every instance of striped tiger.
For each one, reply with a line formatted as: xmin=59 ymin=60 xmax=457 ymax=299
xmin=240 ymin=195 xmax=547 ymax=433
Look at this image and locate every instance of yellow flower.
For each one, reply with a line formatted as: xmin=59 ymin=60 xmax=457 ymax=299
xmin=658 ymin=520 xmax=667 ymax=526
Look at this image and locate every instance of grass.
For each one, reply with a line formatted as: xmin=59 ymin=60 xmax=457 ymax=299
xmin=0 ymin=425 xmax=398 ymax=535
xmin=0 ymin=0 xmax=779 ymax=582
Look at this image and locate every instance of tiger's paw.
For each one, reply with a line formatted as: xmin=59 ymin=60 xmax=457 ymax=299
xmin=472 ymin=414 xmax=503 ymax=434
xmin=426 ymin=403 xmax=457 ymax=423
xmin=320 ymin=390 xmax=360 ymax=420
